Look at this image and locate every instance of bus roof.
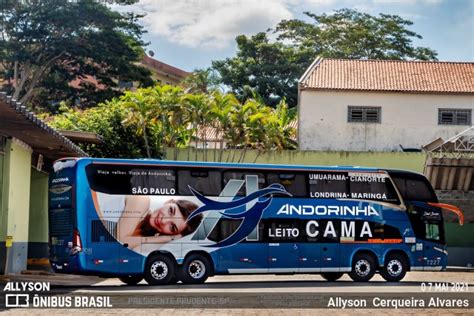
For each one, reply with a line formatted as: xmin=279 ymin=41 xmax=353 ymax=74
xmin=56 ymin=157 xmax=395 ymax=173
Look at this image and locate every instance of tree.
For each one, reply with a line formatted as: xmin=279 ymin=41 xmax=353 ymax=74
xmin=0 ymin=0 xmax=152 ymax=110
xmin=212 ymin=8 xmax=437 ymax=108
xmin=275 ymin=9 xmax=438 ymax=60
xmin=46 ymin=99 xmax=162 ymax=159
xmin=153 ymin=85 xmax=187 ymax=160
xmin=121 ymin=88 xmax=158 ymax=158
xmin=265 ymin=100 xmax=297 ymax=151
xmin=209 ymin=91 xmax=238 ymax=161
xmin=212 ymin=33 xmax=310 ymax=108
xmin=182 ymin=93 xmax=209 ymax=160
xmin=180 ymin=68 xmax=222 ymax=94
xmin=47 ymin=85 xmax=298 ymax=159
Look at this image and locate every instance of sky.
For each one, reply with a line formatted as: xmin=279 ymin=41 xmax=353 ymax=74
xmin=113 ymin=0 xmax=474 ymax=72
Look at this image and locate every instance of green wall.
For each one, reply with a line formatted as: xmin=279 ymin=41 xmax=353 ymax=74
xmin=28 ymin=169 xmax=49 ymax=243
xmin=0 ymin=150 xmax=5 ymax=243
xmin=445 ymin=223 xmax=474 ymax=247
xmin=6 ymin=139 xmax=32 ymax=243
xmin=165 ymin=148 xmax=427 ymax=173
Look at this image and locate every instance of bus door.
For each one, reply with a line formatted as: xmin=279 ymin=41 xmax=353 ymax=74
xmin=407 ymin=204 xmax=447 ymax=270
xmin=298 ymin=243 xmax=323 ymax=272
xmin=268 ymin=243 xmax=299 ymax=273
xmin=265 ymin=220 xmax=300 ymax=273
xmin=319 ymin=242 xmax=340 ymax=271
xmin=422 ymin=219 xmax=446 ymax=270
xmin=299 ymin=242 xmax=340 ymax=272
xmin=207 ymin=217 xmax=269 ymax=273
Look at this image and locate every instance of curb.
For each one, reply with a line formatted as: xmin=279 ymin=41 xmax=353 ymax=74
xmin=446 ymin=266 xmax=474 ymax=272
xmin=0 ymin=271 xmax=104 ymax=286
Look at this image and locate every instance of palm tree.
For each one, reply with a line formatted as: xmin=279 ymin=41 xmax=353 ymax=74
xmin=268 ymin=99 xmax=297 ymax=150
xmin=238 ymin=98 xmax=272 ymax=162
xmin=121 ymin=88 xmax=158 ymax=158
xmin=209 ymin=91 xmax=238 ymax=161
xmin=225 ymin=99 xmax=248 ymax=162
xmin=182 ymin=93 xmax=209 ymax=160
xmin=153 ymin=85 xmax=187 ymax=159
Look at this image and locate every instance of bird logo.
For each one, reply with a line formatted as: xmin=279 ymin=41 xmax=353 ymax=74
xmin=187 ymin=183 xmax=291 ymax=247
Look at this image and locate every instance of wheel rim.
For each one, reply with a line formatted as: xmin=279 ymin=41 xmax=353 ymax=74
xmin=150 ymin=261 xmax=168 ymax=280
xmin=188 ymin=259 xmax=206 ymax=279
xmin=387 ymin=259 xmax=403 ymax=277
xmin=355 ymin=259 xmax=371 ymax=277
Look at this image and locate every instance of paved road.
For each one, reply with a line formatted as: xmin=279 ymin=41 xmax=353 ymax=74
xmin=84 ymin=271 xmax=474 ymax=292
xmin=2 ymin=272 xmax=474 ymax=315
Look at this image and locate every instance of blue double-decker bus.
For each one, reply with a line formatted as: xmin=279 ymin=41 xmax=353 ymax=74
xmin=48 ymin=158 xmax=463 ymax=285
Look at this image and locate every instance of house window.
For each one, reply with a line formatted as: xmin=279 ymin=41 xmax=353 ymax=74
xmin=348 ymin=106 xmax=381 ymax=123
xmin=438 ymin=109 xmax=471 ymax=125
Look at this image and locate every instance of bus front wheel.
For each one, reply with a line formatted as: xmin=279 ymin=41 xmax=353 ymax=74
xmin=380 ymin=254 xmax=407 ymax=282
xmin=144 ymin=254 xmax=176 ymax=286
xmin=119 ymin=275 xmax=143 ymax=286
xmin=179 ymin=254 xmax=211 ymax=284
xmin=349 ymin=253 xmax=376 ymax=282
xmin=321 ymin=272 xmax=343 ymax=282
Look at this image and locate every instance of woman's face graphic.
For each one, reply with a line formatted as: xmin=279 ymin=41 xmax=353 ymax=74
xmin=149 ymin=202 xmax=187 ymax=235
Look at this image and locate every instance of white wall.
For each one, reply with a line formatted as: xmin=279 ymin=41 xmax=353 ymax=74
xmin=298 ymin=90 xmax=474 ymax=151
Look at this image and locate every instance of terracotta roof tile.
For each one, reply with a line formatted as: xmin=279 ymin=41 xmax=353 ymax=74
xmin=195 ymin=120 xmax=298 ymax=142
xmin=300 ymin=58 xmax=474 ymax=93
xmin=141 ymin=55 xmax=190 ymax=80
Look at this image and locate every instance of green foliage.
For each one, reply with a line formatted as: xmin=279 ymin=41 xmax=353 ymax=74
xmin=180 ymin=68 xmax=222 ymax=94
xmin=47 ymin=85 xmax=297 ymax=159
xmin=0 ymin=0 xmax=152 ymax=110
xmin=47 ymin=99 xmax=161 ymax=158
xmin=212 ymin=8 xmax=438 ymax=108
xmin=275 ymin=9 xmax=438 ymax=60
xmin=212 ymin=33 xmax=309 ymax=108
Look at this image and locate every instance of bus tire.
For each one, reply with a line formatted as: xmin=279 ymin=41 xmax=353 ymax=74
xmin=321 ymin=272 xmax=343 ymax=282
xmin=144 ymin=254 xmax=176 ymax=286
xmin=381 ymin=253 xmax=407 ymax=282
xmin=119 ymin=275 xmax=143 ymax=286
xmin=179 ymin=254 xmax=211 ymax=284
xmin=349 ymin=253 xmax=376 ymax=282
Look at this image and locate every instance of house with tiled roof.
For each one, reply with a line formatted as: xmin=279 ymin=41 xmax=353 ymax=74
xmin=297 ymin=58 xmax=474 ymax=151
xmin=68 ymin=54 xmax=190 ymax=92
xmin=141 ymin=54 xmax=190 ymax=86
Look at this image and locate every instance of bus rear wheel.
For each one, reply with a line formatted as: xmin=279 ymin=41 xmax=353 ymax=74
xmin=321 ymin=272 xmax=344 ymax=282
xmin=144 ymin=254 xmax=176 ymax=286
xmin=179 ymin=254 xmax=211 ymax=284
xmin=119 ymin=275 xmax=143 ymax=286
xmin=349 ymin=254 xmax=376 ymax=282
xmin=381 ymin=254 xmax=407 ymax=282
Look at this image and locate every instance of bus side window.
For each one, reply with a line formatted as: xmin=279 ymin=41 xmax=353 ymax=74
xmin=349 ymin=173 xmax=400 ymax=204
xmin=177 ymin=169 xmax=222 ymax=196
xmin=390 ymin=173 xmax=437 ymax=202
xmin=406 ymin=179 xmax=436 ymax=201
xmin=392 ymin=178 xmax=407 ymax=198
xmin=222 ymin=171 xmax=265 ymax=196
xmin=266 ymin=173 xmax=307 ymax=197
xmin=130 ymin=169 xmax=176 ymax=195
xmin=207 ymin=218 xmax=243 ymax=242
xmin=307 ymin=172 xmax=349 ymax=199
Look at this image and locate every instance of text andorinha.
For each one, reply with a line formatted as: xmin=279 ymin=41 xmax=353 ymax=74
xmin=277 ymin=204 xmax=380 ymax=216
